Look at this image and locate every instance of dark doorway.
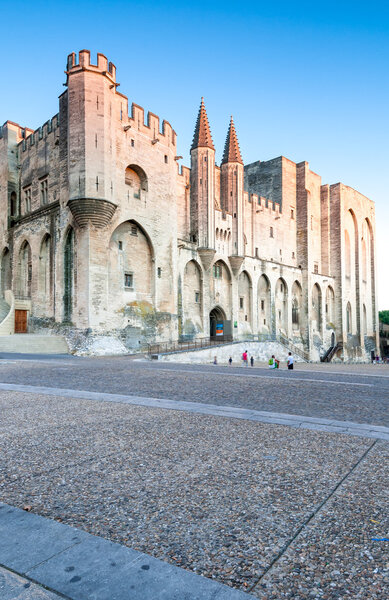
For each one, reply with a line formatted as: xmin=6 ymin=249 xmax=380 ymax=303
xmin=210 ymin=307 xmax=232 ymax=341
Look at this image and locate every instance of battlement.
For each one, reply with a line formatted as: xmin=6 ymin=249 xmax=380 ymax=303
xmin=0 ymin=121 xmax=33 ymax=143
xmin=128 ymin=103 xmax=177 ymax=147
xmin=66 ymin=50 xmax=117 ymax=83
xmin=18 ymin=114 xmax=59 ymax=153
xmin=246 ymin=193 xmax=281 ymax=214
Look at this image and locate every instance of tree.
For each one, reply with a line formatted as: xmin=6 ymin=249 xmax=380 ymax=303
xmin=379 ymin=310 xmax=389 ymax=325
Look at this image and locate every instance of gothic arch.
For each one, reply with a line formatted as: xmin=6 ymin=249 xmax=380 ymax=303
xmin=238 ymin=270 xmax=252 ymax=327
xmin=291 ymin=281 xmax=302 ymax=332
xmin=109 ymin=219 xmax=154 ymax=307
xmin=17 ymin=240 xmax=32 ymax=297
xmin=125 ymin=164 xmax=148 ymax=193
xmin=210 ymin=259 xmax=232 ymax=319
xmin=312 ymin=283 xmax=322 ymax=333
xmin=0 ymin=247 xmax=11 ymax=295
xmin=183 ymin=259 xmax=203 ymax=334
xmin=257 ymin=274 xmax=271 ymax=333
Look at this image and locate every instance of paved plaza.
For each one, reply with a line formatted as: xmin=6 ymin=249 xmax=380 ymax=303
xmin=0 ymin=356 xmax=388 ymax=598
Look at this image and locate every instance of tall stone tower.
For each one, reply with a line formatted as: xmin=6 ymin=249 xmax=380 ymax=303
xmin=190 ymin=98 xmax=216 ymax=269
xmin=221 ymin=116 xmax=244 ymax=271
xmin=66 ymin=50 xmax=118 ymax=227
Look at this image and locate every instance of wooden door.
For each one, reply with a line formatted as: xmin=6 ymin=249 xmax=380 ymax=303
xmin=15 ymin=310 xmax=27 ymax=333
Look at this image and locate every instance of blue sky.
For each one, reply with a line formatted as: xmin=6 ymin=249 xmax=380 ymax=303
xmin=1 ymin=1 xmax=388 ymax=308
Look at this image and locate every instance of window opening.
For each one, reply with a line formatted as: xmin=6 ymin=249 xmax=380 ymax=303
xmin=124 ymin=273 xmax=133 ymax=288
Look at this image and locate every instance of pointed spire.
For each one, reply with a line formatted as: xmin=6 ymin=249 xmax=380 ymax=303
xmin=221 ymin=116 xmax=243 ymax=164
xmin=191 ymin=97 xmax=215 ymax=151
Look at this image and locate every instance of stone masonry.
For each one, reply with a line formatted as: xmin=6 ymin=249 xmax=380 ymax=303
xmin=0 ymin=49 xmax=379 ymax=361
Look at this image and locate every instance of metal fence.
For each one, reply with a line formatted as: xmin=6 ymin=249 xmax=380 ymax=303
xmin=147 ymin=333 xmax=310 ymax=361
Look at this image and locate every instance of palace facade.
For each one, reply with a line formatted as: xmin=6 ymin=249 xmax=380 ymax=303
xmin=0 ymin=50 xmax=379 ymax=360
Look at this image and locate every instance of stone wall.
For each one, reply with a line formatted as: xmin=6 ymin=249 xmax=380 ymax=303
xmin=0 ymin=48 xmax=379 ymax=362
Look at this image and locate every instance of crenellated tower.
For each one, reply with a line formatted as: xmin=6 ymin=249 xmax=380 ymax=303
xmin=221 ymin=116 xmax=244 ymax=269
xmin=65 ymin=50 xmax=118 ymax=228
xmin=190 ymin=98 xmax=216 ymax=269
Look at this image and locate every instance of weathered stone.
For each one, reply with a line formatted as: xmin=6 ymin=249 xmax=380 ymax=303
xmin=0 ymin=49 xmax=379 ymax=361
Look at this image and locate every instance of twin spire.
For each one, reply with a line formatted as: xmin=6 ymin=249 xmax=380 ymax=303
xmin=191 ymin=97 xmax=215 ymax=151
xmin=221 ymin=116 xmax=243 ymax=165
xmin=191 ymin=98 xmax=243 ymax=164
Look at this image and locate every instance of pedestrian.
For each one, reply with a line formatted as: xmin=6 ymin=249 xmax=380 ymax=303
xmin=287 ymin=351 xmax=294 ymax=370
xmin=228 ymin=356 xmax=233 ymax=366
xmin=242 ymin=350 xmax=248 ymax=366
xmin=213 ymin=356 xmax=218 ymax=365
xmin=268 ymin=355 xmax=276 ymax=369
xmin=250 ymin=356 xmax=254 ymax=367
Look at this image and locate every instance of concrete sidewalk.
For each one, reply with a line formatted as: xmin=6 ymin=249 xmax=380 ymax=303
xmin=0 ymin=503 xmax=251 ymax=600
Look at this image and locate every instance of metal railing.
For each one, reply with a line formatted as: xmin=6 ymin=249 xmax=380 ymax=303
xmin=147 ymin=336 xmax=233 ymax=356
xmin=321 ymin=342 xmax=343 ymax=363
xmin=147 ymin=333 xmax=310 ymax=361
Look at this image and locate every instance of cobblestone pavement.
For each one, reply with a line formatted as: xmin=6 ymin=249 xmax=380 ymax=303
xmin=0 ymin=357 xmax=387 ymax=426
xmin=0 ymin=382 xmax=388 ymax=599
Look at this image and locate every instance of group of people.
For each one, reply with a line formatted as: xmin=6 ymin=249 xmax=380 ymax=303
xmin=268 ymin=352 xmax=294 ymax=370
xmin=220 ymin=350 xmax=295 ymax=369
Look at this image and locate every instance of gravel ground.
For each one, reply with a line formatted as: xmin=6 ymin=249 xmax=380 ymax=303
xmin=0 ymin=390 xmax=387 ymax=597
xmin=0 ymin=359 xmax=388 ymax=426
xmin=253 ymin=441 xmax=389 ymax=599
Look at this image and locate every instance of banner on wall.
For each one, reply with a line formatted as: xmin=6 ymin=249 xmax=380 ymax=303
xmin=216 ymin=323 xmax=224 ymax=336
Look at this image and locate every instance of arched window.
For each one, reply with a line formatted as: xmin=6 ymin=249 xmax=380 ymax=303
xmin=125 ymin=164 xmax=148 ymax=198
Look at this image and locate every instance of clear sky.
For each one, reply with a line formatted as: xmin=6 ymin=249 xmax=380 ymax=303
xmin=1 ymin=1 xmax=388 ymax=309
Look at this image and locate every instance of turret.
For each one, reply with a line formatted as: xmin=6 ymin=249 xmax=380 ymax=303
xmin=65 ymin=50 xmax=118 ymax=228
xmin=190 ymin=98 xmax=216 ymax=261
xmin=221 ymin=116 xmax=244 ymax=263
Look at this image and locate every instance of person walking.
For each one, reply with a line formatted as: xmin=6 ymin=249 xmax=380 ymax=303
xmin=250 ymin=356 xmax=254 ymax=367
xmin=242 ymin=350 xmax=248 ymax=366
xmin=287 ymin=352 xmax=294 ymax=370
xmin=228 ymin=356 xmax=233 ymax=366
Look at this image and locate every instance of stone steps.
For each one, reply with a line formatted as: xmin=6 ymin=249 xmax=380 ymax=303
xmin=0 ymin=335 xmax=69 ymax=354
xmin=0 ymin=297 xmax=10 ymax=322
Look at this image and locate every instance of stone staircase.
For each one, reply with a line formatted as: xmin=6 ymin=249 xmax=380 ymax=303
xmin=0 ymin=297 xmax=10 ymax=322
xmin=0 ymin=334 xmax=69 ymax=354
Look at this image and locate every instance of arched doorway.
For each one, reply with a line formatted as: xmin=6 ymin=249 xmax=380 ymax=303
xmin=210 ymin=306 xmax=230 ymax=341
